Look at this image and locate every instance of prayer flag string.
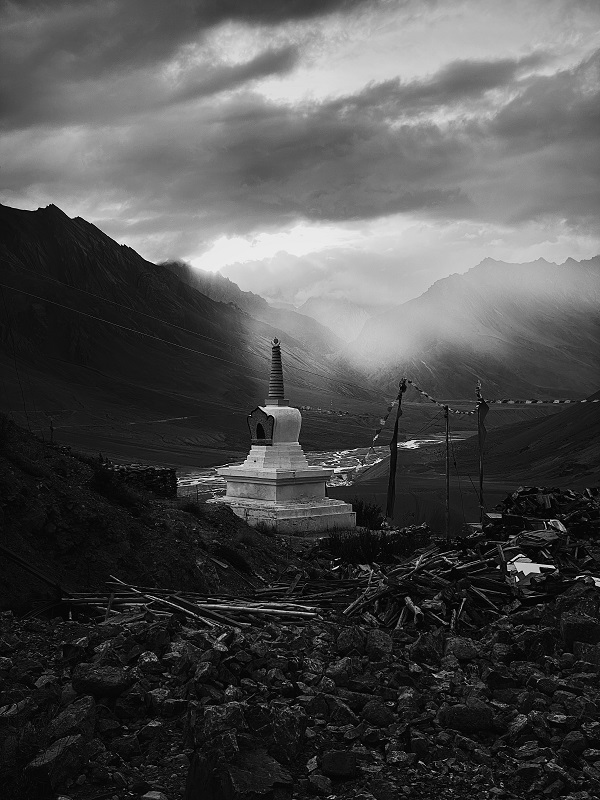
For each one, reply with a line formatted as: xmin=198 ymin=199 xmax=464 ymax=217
xmin=405 ymin=380 xmax=476 ymax=415
xmin=360 ymin=380 xmax=598 ymax=469
xmin=485 ymin=398 xmax=600 ymax=405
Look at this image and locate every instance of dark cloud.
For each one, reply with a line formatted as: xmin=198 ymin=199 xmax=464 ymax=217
xmin=0 ymin=0 xmax=372 ymax=128
xmin=1 ymin=0 xmax=598 ymax=263
xmin=0 ymin=44 xmax=300 ymax=128
xmin=0 ymin=0 xmax=374 ymax=84
xmin=333 ymin=52 xmax=549 ymax=118
xmin=492 ymin=50 xmax=600 ymax=148
xmin=173 ymin=46 xmax=299 ymax=104
xmin=103 ymin=52 xmax=591 ymax=238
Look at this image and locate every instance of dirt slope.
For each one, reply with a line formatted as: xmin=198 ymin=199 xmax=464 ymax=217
xmin=0 ymin=414 xmax=303 ymax=612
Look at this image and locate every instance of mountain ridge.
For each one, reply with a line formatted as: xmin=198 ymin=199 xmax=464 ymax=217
xmin=0 ymin=203 xmax=379 ymax=459
xmin=348 ymin=254 xmax=600 ymax=400
xmin=162 ymin=260 xmax=344 ymax=355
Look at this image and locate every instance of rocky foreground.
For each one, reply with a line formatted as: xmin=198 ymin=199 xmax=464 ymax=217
xmin=2 ymin=417 xmax=600 ymax=799
xmin=2 ymin=577 xmax=600 ymax=800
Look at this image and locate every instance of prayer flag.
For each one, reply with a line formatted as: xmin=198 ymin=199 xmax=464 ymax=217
xmin=386 ymin=378 xmax=407 ymax=520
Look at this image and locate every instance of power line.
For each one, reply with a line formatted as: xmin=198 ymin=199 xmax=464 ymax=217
xmin=5 ymin=263 xmax=237 ymax=350
xmin=0 ymin=341 xmax=378 ymax=433
xmin=0 ymin=285 xmax=31 ymax=431
xmin=0 ymin=274 xmax=378 ymax=397
xmin=412 ymin=408 xmax=445 ymax=439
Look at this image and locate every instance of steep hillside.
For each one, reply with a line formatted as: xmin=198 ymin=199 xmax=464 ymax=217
xmin=162 ymin=260 xmax=344 ymax=354
xmin=0 ymin=413 xmax=303 ymax=611
xmin=349 ymin=256 xmax=600 ymax=399
xmin=443 ymin=389 xmax=600 ymax=482
xmin=0 ymin=204 xmax=379 ymax=459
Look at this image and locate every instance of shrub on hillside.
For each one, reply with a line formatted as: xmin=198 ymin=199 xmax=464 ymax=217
xmin=319 ymin=524 xmax=431 ymax=564
xmin=351 ymin=497 xmax=384 ymax=530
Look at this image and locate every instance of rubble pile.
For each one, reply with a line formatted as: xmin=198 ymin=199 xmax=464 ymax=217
xmin=1 ymin=579 xmax=600 ymax=798
xmin=497 ymin=488 xmax=599 ymax=522
xmin=496 ymin=487 xmax=600 ymax=538
xmin=2 ymin=485 xmax=600 ymax=799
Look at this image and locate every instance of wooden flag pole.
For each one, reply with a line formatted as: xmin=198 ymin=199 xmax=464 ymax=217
xmin=385 ymin=378 xmax=407 ymax=522
xmin=444 ymin=405 xmax=450 ymax=540
xmin=476 ymin=383 xmax=489 ymax=524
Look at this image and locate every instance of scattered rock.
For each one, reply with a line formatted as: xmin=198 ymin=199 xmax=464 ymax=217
xmin=25 ymin=734 xmax=87 ymax=791
xmin=71 ymin=663 xmax=133 ymax=698
xmin=321 ymin=750 xmax=359 ymax=780
xmin=336 ymin=627 xmax=365 ymax=656
xmin=365 ymin=630 xmax=393 ymax=661
xmin=361 ymin=699 xmax=395 ymax=728
xmin=445 ymin=636 xmax=480 ymax=661
xmin=438 ymin=701 xmax=495 ymax=734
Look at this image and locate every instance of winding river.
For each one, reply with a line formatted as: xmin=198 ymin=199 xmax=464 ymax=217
xmin=176 ymin=434 xmax=465 ymax=499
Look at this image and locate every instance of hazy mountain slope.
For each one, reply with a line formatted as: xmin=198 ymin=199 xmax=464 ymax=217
xmin=436 ymin=389 xmax=600 ymax=482
xmin=349 ymin=257 xmax=600 ymax=399
xmin=163 ymin=260 xmax=344 ymax=354
xmin=298 ymin=296 xmax=374 ymax=343
xmin=0 ymin=204 xmax=377 ymax=456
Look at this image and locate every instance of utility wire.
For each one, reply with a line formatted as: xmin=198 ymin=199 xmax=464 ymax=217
xmin=0 ymin=346 xmax=377 ymax=432
xmin=413 ymin=408 xmax=445 ymax=438
xmin=0 ymin=285 xmax=31 ymax=431
xmin=4 ymin=263 xmax=241 ymax=350
xmin=0 ymin=276 xmax=378 ymax=397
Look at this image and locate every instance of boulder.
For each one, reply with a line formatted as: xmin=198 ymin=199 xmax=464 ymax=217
xmin=408 ymin=630 xmax=445 ymax=665
xmin=25 ymin=734 xmax=87 ymax=791
xmin=47 ymin=695 xmax=96 ymax=741
xmin=111 ymin=733 xmax=141 ymax=759
xmin=327 ymin=696 xmax=359 ymax=725
xmin=445 ymin=637 xmax=480 ymax=661
xmin=184 ymin=749 xmax=291 ymax=800
xmin=361 ymin=700 xmax=395 ymax=728
xmin=71 ymin=663 xmax=133 ymax=698
xmin=308 ymin=772 xmax=332 ymax=795
xmin=321 ymin=750 xmax=359 ymax=780
xmin=438 ymin=701 xmax=494 ymax=734
xmin=365 ymin=630 xmax=393 ymax=661
xmin=199 ymin=702 xmax=247 ymax=741
xmin=325 ymin=656 xmax=353 ymax=686
xmin=336 ymin=628 xmax=366 ymax=656
xmin=561 ymin=614 xmax=600 ymax=649
xmin=138 ymin=651 xmax=165 ymax=674
xmin=560 ymin=730 xmax=587 ymax=757
xmin=396 ymin=687 xmax=421 ymax=718
xmin=269 ymin=703 xmax=306 ymax=763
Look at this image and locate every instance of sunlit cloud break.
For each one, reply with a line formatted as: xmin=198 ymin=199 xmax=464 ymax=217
xmin=1 ymin=0 xmax=599 ymax=308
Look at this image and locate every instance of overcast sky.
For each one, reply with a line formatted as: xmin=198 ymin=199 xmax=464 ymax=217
xmin=1 ymin=0 xmax=599 ymax=307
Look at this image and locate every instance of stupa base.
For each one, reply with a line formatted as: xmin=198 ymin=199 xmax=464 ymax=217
xmin=211 ymin=496 xmax=356 ymax=535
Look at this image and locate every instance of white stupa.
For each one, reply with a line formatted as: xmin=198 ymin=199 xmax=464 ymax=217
xmin=216 ymin=338 xmax=356 ymax=534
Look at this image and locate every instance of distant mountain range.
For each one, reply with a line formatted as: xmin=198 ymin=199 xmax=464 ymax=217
xmin=0 ymin=204 xmax=376 ymax=455
xmin=296 ymin=296 xmax=375 ymax=343
xmin=1 ymin=202 xmax=597 ymax=465
xmin=347 ymin=256 xmax=600 ymax=400
xmin=162 ymin=260 xmax=344 ymax=354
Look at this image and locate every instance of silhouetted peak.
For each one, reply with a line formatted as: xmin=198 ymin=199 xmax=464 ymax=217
xmin=42 ymin=203 xmax=70 ymax=219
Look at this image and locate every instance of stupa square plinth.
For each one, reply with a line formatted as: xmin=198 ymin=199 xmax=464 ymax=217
xmin=212 ymin=338 xmax=356 ymax=535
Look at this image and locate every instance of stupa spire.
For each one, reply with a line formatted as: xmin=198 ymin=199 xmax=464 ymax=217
xmin=266 ymin=337 xmax=289 ymax=406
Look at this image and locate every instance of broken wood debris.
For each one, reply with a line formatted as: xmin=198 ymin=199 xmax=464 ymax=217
xmin=59 ymin=577 xmax=321 ymax=627
xmin=39 ymin=487 xmax=600 ymax=635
